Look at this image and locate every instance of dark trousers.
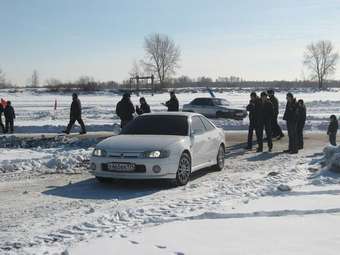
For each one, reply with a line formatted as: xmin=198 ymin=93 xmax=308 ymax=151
xmin=271 ymin=115 xmax=283 ymax=137
xmin=0 ymin=118 xmax=4 ymax=133
xmin=66 ymin=117 xmax=86 ymax=133
xmin=256 ymin=121 xmax=273 ymax=151
xmin=329 ymin=133 xmax=337 ymax=146
xmin=5 ymin=119 xmax=14 ymax=133
xmin=247 ymin=122 xmax=256 ymax=148
xmin=297 ymin=122 xmax=305 ymax=149
xmin=287 ymin=121 xmax=298 ymax=152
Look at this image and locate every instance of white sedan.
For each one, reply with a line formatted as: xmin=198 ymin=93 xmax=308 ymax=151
xmin=90 ymin=112 xmax=226 ymax=186
xmin=182 ymin=97 xmax=247 ymax=120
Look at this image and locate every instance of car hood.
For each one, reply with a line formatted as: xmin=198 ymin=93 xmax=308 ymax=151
xmin=96 ymin=135 xmax=185 ymax=152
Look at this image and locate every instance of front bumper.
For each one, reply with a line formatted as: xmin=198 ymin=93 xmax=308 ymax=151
xmin=90 ymin=156 xmax=178 ymax=180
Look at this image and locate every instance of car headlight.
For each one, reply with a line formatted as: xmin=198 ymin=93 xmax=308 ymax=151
xmin=92 ymin=148 xmax=107 ymax=157
xmin=142 ymin=150 xmax=170 ymax=158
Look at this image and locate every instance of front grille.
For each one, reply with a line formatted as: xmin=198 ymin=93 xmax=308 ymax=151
xmin=108 ymin=152 xmax=140 ymax=159
xmin=101 ymin=164 xmax=146 ymax=173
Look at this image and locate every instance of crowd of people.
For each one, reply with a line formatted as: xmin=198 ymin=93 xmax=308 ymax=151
xmin=0 ymin=90 xmax=338 ymax=147
xmin=0 ymin=98 xmax=16 ymax=134
xmin=115 ymin=91 xmax=179 ymax=128
xmin=246 ymin=90 xmax=308 ymax=154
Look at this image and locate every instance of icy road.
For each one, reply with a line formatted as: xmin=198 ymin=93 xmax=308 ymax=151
xmin=0 ymin=132 xmax=339 ymax=254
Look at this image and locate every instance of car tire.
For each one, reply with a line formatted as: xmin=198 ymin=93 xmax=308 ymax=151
xmin=175 ymin=152 xmax=191 ymax=186
xmin=214 ymin=145 xmax=225 ymax=171
xmin=95 ymin=176 xmax=111 ymax=183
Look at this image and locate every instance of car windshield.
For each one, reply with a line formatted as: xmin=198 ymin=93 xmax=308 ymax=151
xmin=121 ymin=115 xmax=189 ymax=136
xmin=213 ymin=98 xmax=230 ymax=106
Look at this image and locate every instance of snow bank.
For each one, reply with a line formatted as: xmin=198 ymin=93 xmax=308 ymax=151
xmin=0 ymin=135 xmax=104 ymax=176
xmin=323 ymin=145 xmax=340 ymax=172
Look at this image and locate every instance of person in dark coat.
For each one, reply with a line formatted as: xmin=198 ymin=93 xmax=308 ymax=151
xmin=246 ymin=92 xmax=259 ymax=150
xmin=267 ymin=90 xmax=284 ymax=139
xmin=255 ymin=92 xmax=274 ymax=152
xmin=327 ymin=115 xmax=338 ymax=146
xmin=296 ymin=99 xmax=306 ymax=150
xmin=63 ymin=93 xmax=86 ymax=134
xmin=283 ymin=93 xmax=298 ymax=154
xmin=165 ymin=91 xmax=179 ymax=111
xmin=136 ymin=97 xmax=151 ymax=115
xmin=0 ymin=103 xmax=5 ymax=133
xmin=116 ymin=93 xmax=135 ymax=128
xmin=4 ymin=101 xmax=15 ymax=133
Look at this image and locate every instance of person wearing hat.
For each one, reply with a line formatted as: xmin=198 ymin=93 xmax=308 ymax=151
xmin=4 ymin=101 xmax=15 ymax=133
xmin=255 ymin=92 xmax=274 ymax=152
xmin=245 ymin=92 xmax=260 ymax=150
xmin=267 ymin=89 xmax=284 ymax=139
xmin=116 ymin=92 xmax=135 ymax=128
xmin=63 ymin=93 xmax=86 ymax=134
xmin=283 ymin=92 xmax=298 ymax=154
xmin=164 ymin=91 xmax=179 ymax=111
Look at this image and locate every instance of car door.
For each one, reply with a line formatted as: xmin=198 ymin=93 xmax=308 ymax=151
xmin=190 ymin=116 xmax=209 ymax=169
xmin=195 ymin=99 xmax=214 ymax=117
xmin=200 ymin=116 xmax=219 ymax=164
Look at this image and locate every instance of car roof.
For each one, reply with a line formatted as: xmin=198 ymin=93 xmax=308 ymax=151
xmin=142 ymin=112 xmax=203 ymax=117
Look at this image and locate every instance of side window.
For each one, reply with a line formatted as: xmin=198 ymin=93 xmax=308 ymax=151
xmin=200 ymin=116 xmax=215 ymax=131
xmin=191 ymin=116 xmax=206 ymax=135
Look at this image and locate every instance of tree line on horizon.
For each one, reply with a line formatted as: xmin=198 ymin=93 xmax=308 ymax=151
xmin=0 ymin=34 xmax=339 ymax=91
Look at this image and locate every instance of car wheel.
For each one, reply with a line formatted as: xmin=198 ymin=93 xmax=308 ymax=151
xmin=214 ymin=145 xmax=225 ymax=171
xmin=175 ymin=153 xmax=191 ymax=186
xmin=95 ymin=176 xmax=111 ymax=183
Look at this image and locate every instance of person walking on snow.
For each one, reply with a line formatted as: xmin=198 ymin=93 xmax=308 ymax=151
xmin=136 ymin=97 xmax=151 ymax=115
xmin=327 ymin=115 xmax=338 ymax=146
xmin=0 ymin=103 xmax=5 ymax=133
xmin=62 ymin=93 xmax=86 ymax=134
xmin=267 ymin=89 xmax=284 ymax=139
xmin=246 ymin=92 xmax=260 ymax=150
xmin=164 ymin=91 xmax=179 ymax=111
xmin=255 ymin=92 xmax=274 ymax=152
xmin=296 ymin=99 xmax=306 ymax=150
xmin=116 ymin=93 xmax=135 ymax=128
xmin=4 ymin=101 xmax=15 ymax=133
xmin=283 ymin=93 xmax=298 ymax=154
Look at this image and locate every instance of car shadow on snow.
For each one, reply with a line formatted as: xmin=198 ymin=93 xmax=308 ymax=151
xmin=43 ymin=166 xmax=224 ymax=200
xmin=42 ymin=178 xmax=173 ymax=200
xmin=246 ymin=151 xmax=283 ymax=162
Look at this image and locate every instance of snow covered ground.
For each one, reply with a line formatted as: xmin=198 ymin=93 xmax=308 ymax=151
xmin=1 ymin=132 xmax=340 ymax=254
xmin=71 ymin=184 xmax=340 ymax=255
xmin=1 ymin=88 xmax=340 ymax=254
xmin=1 ymin=87 xmax=340 ymax=133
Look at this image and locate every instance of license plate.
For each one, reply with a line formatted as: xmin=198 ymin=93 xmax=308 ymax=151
xmin=107 ymin=162 xmax=136 ymax=172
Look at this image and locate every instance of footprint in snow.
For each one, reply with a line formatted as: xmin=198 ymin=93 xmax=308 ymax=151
xmin=130 ymin=240 xmax=139 ymax=245
xmin=155 ymin=245 xmax=167 ymax=249
xmin=120 ymin=234 xmax=127 ymax=238
xmin=174 ymin=252 xmax=185 ymax=255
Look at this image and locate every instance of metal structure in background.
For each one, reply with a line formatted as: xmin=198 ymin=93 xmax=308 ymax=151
xmin=129 ymin=75 xmax=155 ymax=96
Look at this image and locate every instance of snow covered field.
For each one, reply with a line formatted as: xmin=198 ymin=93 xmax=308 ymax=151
xmin=1 ymin=88 xmax=340 ymax=255
xmin=1 ymin=131 xmax=340 ymax=254
xmin=1 ymin=87 xmax=340 ymax=133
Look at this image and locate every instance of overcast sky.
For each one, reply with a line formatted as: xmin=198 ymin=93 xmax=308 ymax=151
xmin=1 ymin=0 xmax=340 ymax=85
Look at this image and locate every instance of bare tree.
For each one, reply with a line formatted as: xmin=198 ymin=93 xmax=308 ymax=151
xmin=303 ymin=40 xmax=339 ymax=89
xmin=129 ymin=60 xmax=143 ymax=77
xmin=142 ymin=33 xmax=180 ymax=86
xmin=32 ymin=70 xmax=39 ymax=87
